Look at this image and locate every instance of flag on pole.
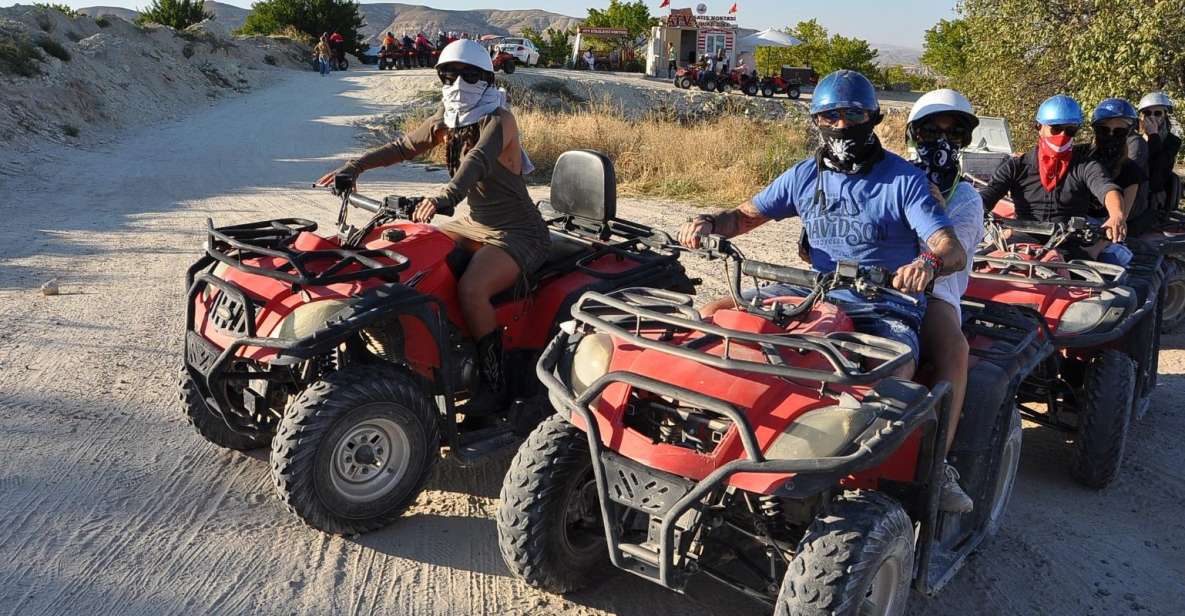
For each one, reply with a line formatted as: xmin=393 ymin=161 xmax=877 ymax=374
xmin=659 ymin=0 xmax=670 ymax=7
xmin=729 ymin=3 xmax=737 ymax=13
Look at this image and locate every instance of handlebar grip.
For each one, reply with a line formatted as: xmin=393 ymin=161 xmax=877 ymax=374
xmin=741 ymin=260 xmax=820 ymax=287
xmin=993 ymin=217 xmax=1057 ymax=236
xmin=347 ymin=193 xmax=382 ymax=214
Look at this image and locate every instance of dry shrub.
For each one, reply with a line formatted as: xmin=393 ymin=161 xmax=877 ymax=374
xmin=392 ymin=100 xmax=910 ymax=206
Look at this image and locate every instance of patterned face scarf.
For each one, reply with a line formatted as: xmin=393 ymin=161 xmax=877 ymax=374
xmin=914 ymin=138 xmax=961 ymax=196
xmin=817 ymin=121 xmax=883 ymax=174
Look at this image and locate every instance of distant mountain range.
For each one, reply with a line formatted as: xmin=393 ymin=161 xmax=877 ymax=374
xmin=77 ymin=2 xmax=580 ymax=44
xmin=870 ymin=42 xmax=923 ymax=67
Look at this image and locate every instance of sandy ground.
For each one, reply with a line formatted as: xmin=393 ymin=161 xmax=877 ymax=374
xmin=0 ymin=66 xmax=1182 ymax=616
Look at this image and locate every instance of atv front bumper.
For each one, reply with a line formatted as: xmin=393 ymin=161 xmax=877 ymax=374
xmin=535 ymin=329 xmax=951 ymax=593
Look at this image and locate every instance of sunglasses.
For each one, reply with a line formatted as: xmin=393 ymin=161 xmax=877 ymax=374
xmin=1142 ymin=110 xmax=1167 ymax=118
xmin=1094 ymin=125 xmax=1131 ymax=138
xmin=913 ymin=122 xmax=972 ymax=146
xmin=1046 ymin=124 xmax=1079 ymax=137
xmin=437 ymin=66 xmax=487 ymax=85
xmin=815 ymin=108 xmax=872 ymax=126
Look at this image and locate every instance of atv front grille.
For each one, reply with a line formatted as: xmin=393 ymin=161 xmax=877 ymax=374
xmin=601 ymin=450 xmax=694 ymax=516
xmin=209 ymin=292 xmax=249 ymax=337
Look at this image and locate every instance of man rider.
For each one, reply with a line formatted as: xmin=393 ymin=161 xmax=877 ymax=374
xmin=979 ymin=94 xmax=1126 ymax=258
xmin=1083 ymin=98 xmax=1144 ymax=259
xmin=1138 ymin=92 xmax=1182 ymax=218
xmin=328 ymin=31 xmax=344 ymax=67
xmin=678 ymin=70 xmax=970 ymax=510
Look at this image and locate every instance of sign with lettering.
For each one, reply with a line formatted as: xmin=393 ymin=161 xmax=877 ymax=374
xmin=666 ymin=8 xmax=696 ymax=27
xmin=577 ymin=27 xmax=630 ymax=36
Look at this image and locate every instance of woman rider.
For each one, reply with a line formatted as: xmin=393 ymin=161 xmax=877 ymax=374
xmin=1082 ymin=98 xmax=1142 ymax=264
xmin=316 ymin=39 xmax=550 ymax=404
xmin=906 ymin=90 xmax=984 ymax=512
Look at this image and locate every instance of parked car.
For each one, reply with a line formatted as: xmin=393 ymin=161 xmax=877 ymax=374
xmin=494 ymin=37 xmax=540 ymax=67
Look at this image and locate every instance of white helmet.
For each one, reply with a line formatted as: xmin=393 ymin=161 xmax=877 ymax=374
xmin=908 ymin=88 xmax=979 ymax=128
xmin=437 ymin=39 xmax=494 ymax=73
xmin=1138 ymin=92 xmax=1174 ymax=112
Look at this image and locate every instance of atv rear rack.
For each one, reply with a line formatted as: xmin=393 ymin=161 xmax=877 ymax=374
xmin=569 ymin=288 xmax=914 ymax=386
xmin=970 ymin=255 xmax=1126 ymax=289
xmin=537 ymin=312 xmax=951 ymax=594
xmin=203 ymin=218 xmax=411 ymax=287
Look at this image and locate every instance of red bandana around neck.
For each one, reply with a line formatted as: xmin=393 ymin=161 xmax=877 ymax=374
xmin=1037 ymin=134 xmax=1074 ymax=192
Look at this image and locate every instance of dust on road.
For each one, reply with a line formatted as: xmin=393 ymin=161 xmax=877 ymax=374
xmin=0 ymin=68 xmax=1181 ymax=616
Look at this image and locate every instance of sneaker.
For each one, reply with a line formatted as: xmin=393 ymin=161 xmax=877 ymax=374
xmin=940 ymin=463 xmax=974 ymax=513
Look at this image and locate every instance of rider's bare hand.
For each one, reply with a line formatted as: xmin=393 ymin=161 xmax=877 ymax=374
xmin=413 ymin=199 xmax=437 ymax=223
xmin=315 ymin=163 xmax=359 ymax=189
xmin=678 ymin=217 xmax=714 ymax=249
xmin=893 ymin=261 xmax=935 ymax=295
xmin=1103 ymin=215 xmax=1127 ymax=243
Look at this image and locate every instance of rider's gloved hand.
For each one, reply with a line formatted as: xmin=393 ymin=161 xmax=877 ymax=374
xmin=314 ymin=161 xmax=361 ymax=189
xmin=1102 ymin=215 xmax=1127 ymax=243
xmin=412 ymin=198 xmax=439 ymax=223
xmin=893 ymin=259 xmax=936 ymax=295
xmin=678 ymin=215 xmax=715 ymax=249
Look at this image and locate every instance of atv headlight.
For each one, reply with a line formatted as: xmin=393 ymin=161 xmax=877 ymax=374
xmin=765 ymin=405 xmax=877 ymax=460
xmin=1058 ymin=289 xmax=1130 ymax=335
xmin=269 ymin=300 xmax=353 ymax=340
xmin=569 ymin=333 xmax=615 ymax=396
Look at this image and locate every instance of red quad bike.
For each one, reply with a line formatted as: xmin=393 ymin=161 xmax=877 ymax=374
xmin=377 ymin=46 xmax=400 ymax=70
xmin=492 ymin=50 xmax=517 ymax=74
xmin=179 ymin=150 xmax=697 ymax=535
xmin=672 ymin=66 xmax=697 ymax=90
xmin=759 ymin=66 xmax=817 ymax=100
xmin=965 ymin=213 xmax=1163 ymax=488
xmin=497 ymin=236 xmax=1048 ymax=615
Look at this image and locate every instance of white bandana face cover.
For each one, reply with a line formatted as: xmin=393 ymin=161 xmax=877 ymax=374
xmin=440 ymin=80 xmax=536 ymax=174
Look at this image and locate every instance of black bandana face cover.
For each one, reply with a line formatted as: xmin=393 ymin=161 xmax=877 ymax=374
xmin=817 ymin=122 xmax=882 ymax=174
xmin=914 ymin=138 xmax=961 ymax=195
xmin=1093 ymin=132 xmax=1127 ymax=165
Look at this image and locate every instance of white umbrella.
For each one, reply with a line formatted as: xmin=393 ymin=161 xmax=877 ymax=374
xmin=737 ymin=28 xmax=802 ymax=51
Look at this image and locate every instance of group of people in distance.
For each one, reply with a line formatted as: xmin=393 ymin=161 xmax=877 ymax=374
xmin=379 ymin=31 xmax=476 ymax=69
xmin=317 ymin=40 xmax=1180 ymax=510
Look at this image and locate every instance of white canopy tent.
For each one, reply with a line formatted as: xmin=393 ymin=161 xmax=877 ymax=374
xmin=735 ymin=28 xmax=801 ymax=57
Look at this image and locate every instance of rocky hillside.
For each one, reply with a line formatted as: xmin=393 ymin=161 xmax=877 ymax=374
xmin=78 ymin=1 xmax=251 ymax=31
xmin=358 ymin=4 xmax=580 ymax=41
xmin=0 ymin=6 xmax=306 ymax=154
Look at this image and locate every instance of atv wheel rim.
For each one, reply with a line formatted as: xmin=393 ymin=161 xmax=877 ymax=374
xmin=329 ymin=415 xmax=412 ymax=503
xmin=990 ymin=423 xmax=1021 ymax=526
xmin=560 ymin=470 xmax=603 ymax=556
xmin=1164 ymin=278 xmax=1185 ymax=324
xmin=861 ymin=555 xmax=902 ymax=616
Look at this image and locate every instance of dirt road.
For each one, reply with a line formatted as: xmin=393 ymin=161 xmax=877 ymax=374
xmin=0 ymin=67 xmax=1182 ymax=616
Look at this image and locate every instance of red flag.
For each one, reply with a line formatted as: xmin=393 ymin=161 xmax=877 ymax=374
xmin=659 ymin=0 xmax=670 ymax=7
xmin=729 ymin=3 xmax=737 ymax=13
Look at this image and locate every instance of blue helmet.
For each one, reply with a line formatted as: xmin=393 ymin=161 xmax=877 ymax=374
xmin=1035 ymin=94 xmax=1084 ymax=126
xmin=810 ymin=70 xmax=880 ymax=115
xmin=1091 ymin=97 xmax=1138 ymax=125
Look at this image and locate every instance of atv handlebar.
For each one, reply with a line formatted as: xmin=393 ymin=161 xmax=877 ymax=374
xmin=989 ymin=214 xmax=1106 ymax=250
xmin=739 ymin=260 xmax=819 ymax=288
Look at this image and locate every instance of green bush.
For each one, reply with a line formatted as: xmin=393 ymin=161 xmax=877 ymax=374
xmin=35 ymin=37 xmax=70 ymax=62
xmin=136 ymin=0 xmax=212 ymax=30
xmin=95 ymin=16 xmax=111 ymax=28
xmin=238 ymin=0 xmax=364 ymax=56
xmin=34 ymin=3 xmax=80 ymax=18
xmin=0 ymin=36 xmax=43 ymax=77
xmin=62 ymin=124 xmax=80 ymax=138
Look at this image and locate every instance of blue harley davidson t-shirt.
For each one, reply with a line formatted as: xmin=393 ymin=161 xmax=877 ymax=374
xmin=752 ymin=153 xmax=952 ymax=275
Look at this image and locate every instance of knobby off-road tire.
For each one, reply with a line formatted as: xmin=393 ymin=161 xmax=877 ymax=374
xmin=1072 ymin=350 xmax=1135 ymax=489
xmin=1125 ymin=291 xmax=1162 ymax=420
xmin=1161 ymin=258 xmax=1185 ymax=333
xmin=985 ymin=406 xmax=1022 ymax=536
xmin=503 ymin=60 xmax=516 ymax=74
xmin=496 ymin=415 xmax=608 ymax=593
xmin=744 ymin=82 xmax=758 ymax=96
xmin=776 ymin=491 xmax=914 ymax=616
xmin=761 ymin=83 xmax=775 ymax=97
xmin=677 ymin=76 xmax=692 ymax=89
xmin=179 ymin=366 xmax=271 ymax=450
xmin=271 ymin=365 xmax=439 ymax=535
xmin=787 ymin=87 xmax=802 ymax=99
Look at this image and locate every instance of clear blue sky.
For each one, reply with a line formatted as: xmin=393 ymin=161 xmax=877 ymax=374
xmin=6 ymin=0 xmax=959 ymax=48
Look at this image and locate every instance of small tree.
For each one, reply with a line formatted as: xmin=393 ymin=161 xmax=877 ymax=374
xmin=921 ymin=18 xmax=969 ymax=83
xmin=239 ymin=0 xmax=365 ymax=54
xmin=584 ymin=0 xmax=658 ymax=42
xmin=137 ymin=0 xmax=212 ymax=30
xmin=522 ymin=26 xmax=574 ymax=67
